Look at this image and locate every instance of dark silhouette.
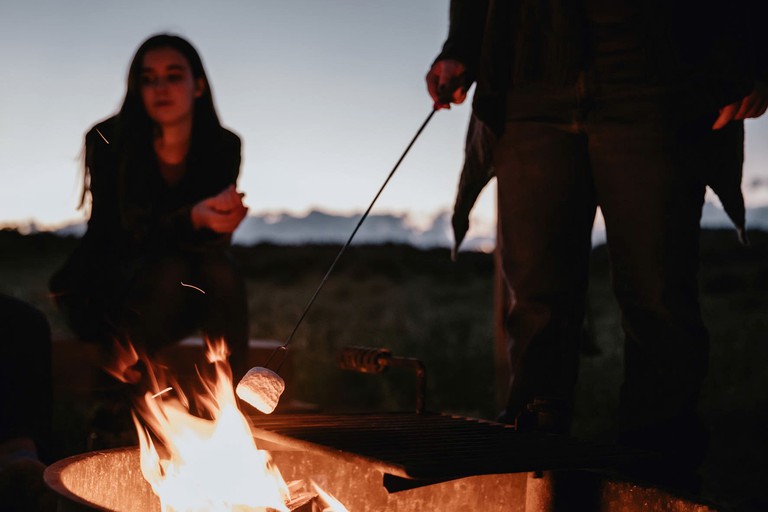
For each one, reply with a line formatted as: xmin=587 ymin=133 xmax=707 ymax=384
xmin=0 ymin=294 xmax=56 ymax=510
xmin=428 ymin=0 xmax=767 ymax=492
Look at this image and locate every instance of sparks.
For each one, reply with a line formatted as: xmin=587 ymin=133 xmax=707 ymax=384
xmin=151 ymin=387 xmax=173 ymax=399
xmin=180 ymin=282 xmax=206 ymax=294
xmin=95 ymin=128 xmax=109 ymax=144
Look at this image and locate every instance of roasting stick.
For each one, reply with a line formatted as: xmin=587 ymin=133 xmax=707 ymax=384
xmin=238 ymin=87 xmax=461 ymax=414
xmin=272 ymin=107 xmax=438 ymax=371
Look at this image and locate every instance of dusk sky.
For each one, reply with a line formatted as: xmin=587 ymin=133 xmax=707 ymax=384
xmin=2 ymin=0 xmax=767 ymax=237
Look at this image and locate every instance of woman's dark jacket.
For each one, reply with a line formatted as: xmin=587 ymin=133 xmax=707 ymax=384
xmin=439 ymin=0 xmax=768 ymax=254
xmin=49 ymin=116 xmax=242 ymax=339
xmin=81 ymin=116 xmax=241 ymax=255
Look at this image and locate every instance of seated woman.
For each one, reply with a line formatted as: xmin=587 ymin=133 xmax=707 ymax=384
xmin=50 ymin=34 xmax=249 ymax=383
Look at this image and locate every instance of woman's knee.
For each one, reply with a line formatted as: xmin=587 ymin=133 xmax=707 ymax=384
xmin=196 ymin=252 xmax=246 ymax=296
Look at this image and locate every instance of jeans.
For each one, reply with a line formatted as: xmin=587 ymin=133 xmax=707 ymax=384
xmin=496 ymin=69 xmax=711 ymax=463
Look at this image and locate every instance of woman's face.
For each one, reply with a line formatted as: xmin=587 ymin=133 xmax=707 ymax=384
xmin=140 ymin=47 xmax=204 ymax=128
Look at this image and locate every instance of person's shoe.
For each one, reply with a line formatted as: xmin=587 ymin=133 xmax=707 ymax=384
xmin=498 ymin=397 xmax=573 ymax=435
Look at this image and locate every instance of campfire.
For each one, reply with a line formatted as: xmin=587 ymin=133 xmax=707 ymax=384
xmin=44 ymin=340 xmax=717 ymax=512
xmin=69 ymin=338 xmax=348 ymax=511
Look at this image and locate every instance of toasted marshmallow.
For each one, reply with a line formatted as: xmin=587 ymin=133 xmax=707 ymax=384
xmin=236 ymin=367 xmax=285 ymax=414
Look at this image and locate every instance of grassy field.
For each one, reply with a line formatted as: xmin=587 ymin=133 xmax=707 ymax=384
xmin=1 ymin=228 xmax=767 ymax=510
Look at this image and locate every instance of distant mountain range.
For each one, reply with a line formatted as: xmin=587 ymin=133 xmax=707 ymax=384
xmin=48 ymin=202 xmax=768 ymax=251
xmin=51 ymin=210 xmax=494 ymax=250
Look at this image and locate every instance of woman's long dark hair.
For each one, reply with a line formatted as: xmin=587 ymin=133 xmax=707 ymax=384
xmin=80 ymin=34 xmax=224 ymax=210
xmin=121 ymin=34 xmax=222 ymax=146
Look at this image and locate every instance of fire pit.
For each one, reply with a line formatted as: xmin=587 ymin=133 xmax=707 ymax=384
xmin=44 ymin=414 xmax=717 ymax=512
xmin=44 ymin=444 xmax=526 ymax=511
xmin=44 ymin=340 xmax=716 ymax=511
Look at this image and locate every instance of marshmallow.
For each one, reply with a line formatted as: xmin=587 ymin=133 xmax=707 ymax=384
xmin=236 ymin=367 xmax=285 ymax=414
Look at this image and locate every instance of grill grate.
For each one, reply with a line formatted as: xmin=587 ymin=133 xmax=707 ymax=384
xmin=248 ymin=412 xmax=646 ymax=482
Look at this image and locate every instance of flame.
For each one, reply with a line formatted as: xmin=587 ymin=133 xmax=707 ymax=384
xmin=116 ymin=338 xmax=348 ymax=511
xmin=105 ymin=339 xmax=140 ymax=384
xmin=134 ymin=338 xmax=289 ymax=511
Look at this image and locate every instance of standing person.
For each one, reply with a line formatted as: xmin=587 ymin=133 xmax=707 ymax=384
xmin=427 ymin=0 xmax=767 ymax=489
xmin=50 ymin=34 xmax=250 ymax=383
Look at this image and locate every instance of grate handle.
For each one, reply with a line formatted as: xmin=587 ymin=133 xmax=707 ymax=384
xmin=337 ymin=346 xmax=426 ymax=414
xmin=337 ymin=346 xmax=392 ymax=374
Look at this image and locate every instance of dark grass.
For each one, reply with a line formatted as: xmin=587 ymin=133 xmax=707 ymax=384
xmin=1 ymin=228 xmax=767 ymax=510
xmin=232 ymin=243 xmax=497 ymax=418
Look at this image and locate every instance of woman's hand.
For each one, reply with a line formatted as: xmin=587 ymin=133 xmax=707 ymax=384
xmin=191 ymin=185 xmax=248 ymax=233
xmin=712 ymin=80 xmax=768 ymax=129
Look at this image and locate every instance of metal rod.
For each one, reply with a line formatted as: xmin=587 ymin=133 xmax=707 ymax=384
xmin=383 ymin=356 xmax=427 ymax=414
xmin=264 ymin=106 xmax=440 ymax=371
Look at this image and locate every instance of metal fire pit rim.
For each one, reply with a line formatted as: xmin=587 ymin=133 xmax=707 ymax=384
xmin=44 ymin=446 xmax=137 ymax=512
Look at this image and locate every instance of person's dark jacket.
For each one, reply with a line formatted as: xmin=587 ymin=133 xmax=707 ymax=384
xmin=81 ymin=116 xmax=241 ymax=254
xmin=49 ymin=116 xmax=241 ymax=341
xmin=438 ymin=0 xmax=767 ymax=255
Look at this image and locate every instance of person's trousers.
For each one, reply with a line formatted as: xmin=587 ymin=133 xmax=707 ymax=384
xmin=495 ymin=74 xmax=710 ymax=463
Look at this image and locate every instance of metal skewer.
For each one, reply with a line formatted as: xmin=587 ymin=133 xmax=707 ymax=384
xmin=263 ymin=105 xmax=443 ymax=372
xmin=236 ymin=83 xmax=465 ymax=414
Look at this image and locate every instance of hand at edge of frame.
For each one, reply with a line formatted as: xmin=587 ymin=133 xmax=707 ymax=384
xmin=713 ymin=80 xmax=768 ymax=129
xmin=426 ymin=59 xmax=468 ymax=110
